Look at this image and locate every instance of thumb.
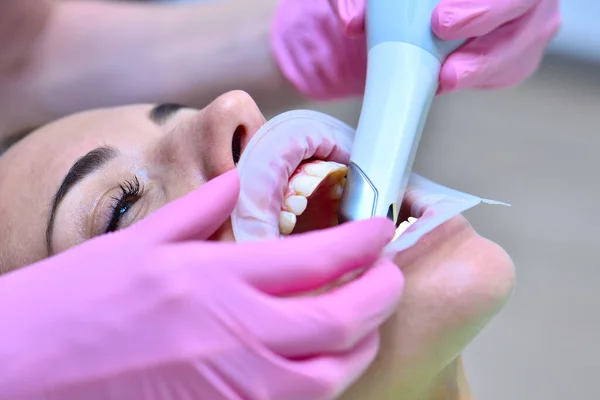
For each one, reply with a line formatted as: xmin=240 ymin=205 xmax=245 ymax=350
xmin=129 ymin=169 xmax=240 ymax=243
xmin=329 ymin=0 xmax=365 ymax=37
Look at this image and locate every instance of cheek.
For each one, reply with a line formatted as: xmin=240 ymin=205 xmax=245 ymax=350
xmin=338 ymin=233 xmax=514 ymax=400
xmin=399 ymin=234 xmax=514 ymax=331
xmin=51 ymin=203 xmax=94 ymax=253
xmin=210 ymin=218 xmax=236 ymax=242
xmin=382 ymin=232 xmax=515 ymax=361
xmin=410 ymin=235 xmax=515 ymax=323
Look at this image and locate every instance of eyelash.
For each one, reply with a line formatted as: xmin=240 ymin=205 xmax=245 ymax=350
xmin=106 ymin=176 xmax=144 ymax=233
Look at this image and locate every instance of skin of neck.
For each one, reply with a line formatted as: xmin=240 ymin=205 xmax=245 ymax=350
xmin=421 ymin=358 xmax=476 ymax=400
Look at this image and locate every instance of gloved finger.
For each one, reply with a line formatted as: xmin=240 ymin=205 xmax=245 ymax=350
xmin=234 ymin=217 xmax=395 ymax=295
xmin=258 ymin=259 xmax=403 ymax=358
xmin=128 ymin=169 xmax=240 ymax=244
xmin=328 ymin=0 xmax=365 ymax=37
xmin=285 ymin=331 xmax=379 ymax=400
xmin=437 ymin=2 xmax=559 ymax=93
xmin=432 ymin=0 xmax=539 ymax=40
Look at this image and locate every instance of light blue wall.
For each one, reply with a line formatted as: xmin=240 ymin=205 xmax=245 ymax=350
xmin=547 ymin=1 xmax=600 ymax=63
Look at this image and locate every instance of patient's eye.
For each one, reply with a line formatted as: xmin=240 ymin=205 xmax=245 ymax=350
xmin=106 ymin=176 xmax=144 ymax=233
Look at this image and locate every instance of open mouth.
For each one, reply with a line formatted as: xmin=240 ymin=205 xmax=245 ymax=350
xmin=231 ymin=109 xmax=508 ymax=260
xmin=278 ymin=159 xmax=417 ymax=237
xmin=231 ymin=110 xmax=419 ymax=243
xmin=279 ymin=159 xmax=347 ymax=235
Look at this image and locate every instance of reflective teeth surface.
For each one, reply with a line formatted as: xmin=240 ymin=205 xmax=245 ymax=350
xmin=278 ymin=211 xmax=296 ymax=235
xmin=289 ymin=175 xmax=322 ymax=197
xmin=284 ymin=195 xmax=308 ymax=215
xmin=278 ymin=160 xmax=348 ymax=236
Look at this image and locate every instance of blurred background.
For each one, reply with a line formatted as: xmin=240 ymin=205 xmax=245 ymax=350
xmin=314 ymin=2 xmax=600 ymax=399
xmin=315 ymin=48 xmax=600 ymax=400
xmin=130 ymin=0 xmax=600 ymax=398
xmin=312 ymin=4 xmax=600 ymax=396
xmin=316 ymin=4 xmax=600 ymax=397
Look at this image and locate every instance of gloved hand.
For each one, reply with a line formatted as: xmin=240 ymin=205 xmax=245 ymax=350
xmin=0 ymin=170 xmax=403 ymax=400
xmin=272 ymin=0 xmax=560 ymax=99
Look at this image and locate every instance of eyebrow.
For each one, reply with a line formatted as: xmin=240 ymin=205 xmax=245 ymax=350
xmin=46 ymin=146 xmax=118 ymax=254
xmin=148 ymin=103 xmax=189 ymax=125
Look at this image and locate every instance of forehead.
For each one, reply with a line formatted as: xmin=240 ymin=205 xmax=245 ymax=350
xmin=0 ymin=105 xmax=160 ymax=270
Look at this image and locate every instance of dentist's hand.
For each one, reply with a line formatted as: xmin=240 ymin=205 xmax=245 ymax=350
xmin=272 ymin=0 xmax=560 ymax=99
xmin=0 ymin=170 xmax=403 ymax=400
xmin=332 ymin=0 xmax=561 ymax=94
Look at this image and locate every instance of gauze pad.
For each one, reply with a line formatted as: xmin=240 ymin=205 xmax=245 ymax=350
xmin=231 ymin=110 xmax=508 ymax=256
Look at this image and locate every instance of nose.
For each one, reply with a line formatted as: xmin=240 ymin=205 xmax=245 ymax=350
xmin=157 ymin=91 xmax=265 ymax=242
xmin=198 ymin=91 xmax=266 ymax=180
xmin=168 ymin=90 xmax=266 ymax=182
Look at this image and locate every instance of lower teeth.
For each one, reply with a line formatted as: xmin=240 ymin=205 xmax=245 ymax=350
xmin=394 ymin=217 xmax=418 ymax=240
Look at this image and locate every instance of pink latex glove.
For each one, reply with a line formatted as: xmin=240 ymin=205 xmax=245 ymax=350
xmin=0 ymin=170 xmax=403 ymax=400
xmin=272 ymin=0 xmax=560 ymax=99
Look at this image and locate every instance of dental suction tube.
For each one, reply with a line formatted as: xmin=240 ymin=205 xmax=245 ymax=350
xmin=338 ymin=0 xmax=465 ymax=224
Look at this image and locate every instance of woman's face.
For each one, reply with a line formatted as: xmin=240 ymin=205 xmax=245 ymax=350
xmin=0 ymin=91 xmax=266 ymax=271
xmin=0 ymin=91 xmax=515 ymax=399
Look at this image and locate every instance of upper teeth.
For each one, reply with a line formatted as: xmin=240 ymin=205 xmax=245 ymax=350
xmin=278 ymin=160 xmax=419 ymax=239
xmin=280 ymin=160 xmax=348 ymax=235
xmin=330 ymin=184 xmax=344 ymax=200
xmin=279 ymin=211 xmax=296 ymax=235
xmin=304 ymin=161 xmax=346 ymax=177
xmin=290 ymin=175 xmax=323 ymax=197
xmin=284 ymin=196 xmax=308 ymax=215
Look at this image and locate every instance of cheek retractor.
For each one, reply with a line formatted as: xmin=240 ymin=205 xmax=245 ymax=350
xmin=337 ymin=0 xmax=465 ymax=225
xmin=230 ymin=110 xmax=508 ymax=256
xmin=231 ymin=111 xmax=353 ymax=243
